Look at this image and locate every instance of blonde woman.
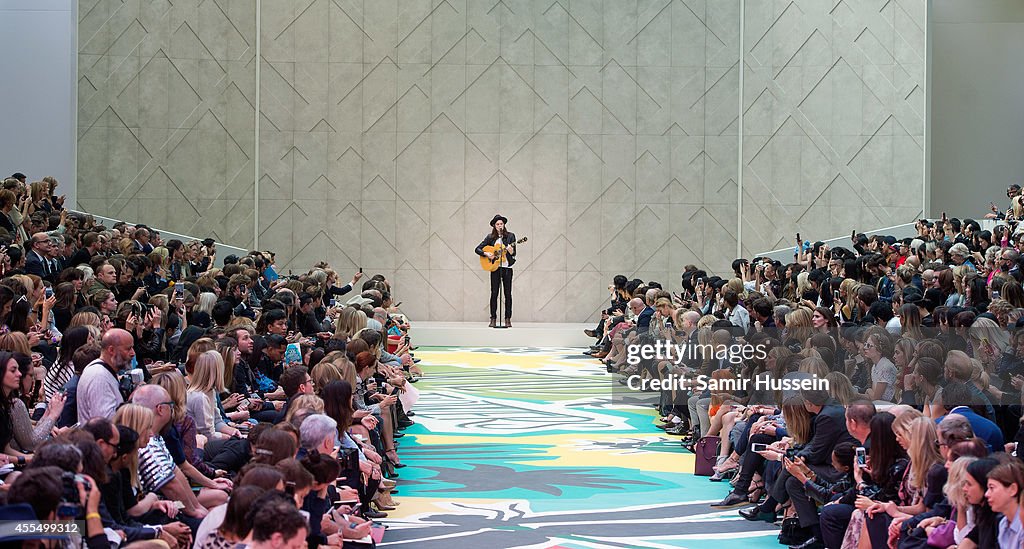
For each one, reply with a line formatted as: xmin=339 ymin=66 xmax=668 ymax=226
xmin=284 ymin=394 xmax=324 ymax=424
xmin=865 ymin=416 xmax=947 ymax=541
xmin=186 ymin=350 xmax=238 ymax=440
xmin=113 ymin=404 xmax=155 ymax=491
xmin=825 ymin=372 xmax=856 ymax=405
xmin=185 ymin=338 xmax=216 ymax=377
xmin=310 ymin=358 xmax=346 ymax=394
xmin=153 ymin=371 xmax=220 ymax=479
xmin=839 ymin=279 xmax=861 ymax=322
xmin=69 ymin=311 xmax=103 ymax=332
xmin=798 ymin=356 xmax=830 ymax=379
xmin=785 ymin=307 xmax=813 ymax=346
xmin=333 ymin=307 xmax=367 ymax=341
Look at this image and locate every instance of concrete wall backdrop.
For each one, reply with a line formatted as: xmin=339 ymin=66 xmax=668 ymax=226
xmin=77 ymin=0 xmax=925 ymax=322
xmin=929 ymin=0 xmax=1024 ymax=218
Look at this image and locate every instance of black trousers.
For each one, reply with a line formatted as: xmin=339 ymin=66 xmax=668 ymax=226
xmin=489 ymin=267 xmax=513 ymax=320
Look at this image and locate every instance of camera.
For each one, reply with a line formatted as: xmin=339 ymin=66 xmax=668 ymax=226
xmin=57 ymin=472 xmax=90 ymax=519
xmin=117 ymin=368 xmax=145 ymax=401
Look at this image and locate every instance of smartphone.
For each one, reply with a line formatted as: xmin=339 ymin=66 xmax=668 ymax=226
xmin=851 ymin=230 xmax=856 ymax=239
xmin=44 ymin=287 xmax=53 ymax=299
xmin=174 ymin=284 xmax=184 ymax=300
xmin=795 ymin=232 xmax=801 ymax=241
xmin=329 ymin=298 xmax=337 ymax=307
xmin=751 ymin=443 xmax=768 ymax=453
xmin=359 ymin=266 xmax=363 ymax=273
xmin=855 ymin=447 xmax=867 ymax=468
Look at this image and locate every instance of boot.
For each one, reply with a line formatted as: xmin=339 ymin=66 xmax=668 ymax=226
xmin=505 ymin=319 xmax=512 ymax=327
xmin=488 ymin=318 xmax=496 ymax=328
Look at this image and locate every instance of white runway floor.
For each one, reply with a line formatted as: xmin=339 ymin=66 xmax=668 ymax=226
xmin=408 ymin=321 xmax=595 ymax=348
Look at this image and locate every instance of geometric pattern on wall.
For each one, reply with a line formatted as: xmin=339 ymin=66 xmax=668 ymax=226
xmin=740 ymin=0 xmax=925 ymax=256
xmin=77 ymin=0 xmax=257 ymax=249
xmin=256 ymin=0 xmax=742 ymax=323
xmin=78 ymin=0 xmax=925 ymax=323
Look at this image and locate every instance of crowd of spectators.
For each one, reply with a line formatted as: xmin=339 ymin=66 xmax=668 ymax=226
xmin=585 ymin=185 xmax=1024 ymax=548
xmin=0 ymin=172 xmax=421 ymax=548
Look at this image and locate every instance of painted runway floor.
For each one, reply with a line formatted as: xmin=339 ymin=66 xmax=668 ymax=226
xmin=380 ymin=347 xmax=782 ymax=549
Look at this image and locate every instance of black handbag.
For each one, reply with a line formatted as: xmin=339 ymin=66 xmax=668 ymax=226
xmin=777 ymin=517 xmax=803 ymax=546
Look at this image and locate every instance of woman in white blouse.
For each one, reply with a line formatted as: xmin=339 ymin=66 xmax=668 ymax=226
xmin=186 ymin=350 xmax=232 ymax=441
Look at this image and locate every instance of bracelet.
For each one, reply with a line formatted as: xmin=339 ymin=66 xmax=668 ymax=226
xmin=85 ymin=513 xmax=101 ymax=520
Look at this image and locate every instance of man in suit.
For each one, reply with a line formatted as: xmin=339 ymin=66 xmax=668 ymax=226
xmin=818 ymin=400 xmax=877 ymax=549
xmin=936 ymin=380 xmax=1004 ymax=451
xmin=46 ymin=235 xmax=65 ymax=277
xmin=133 ymin=227 xmax=154 ymax=254
xmin=726 ymin=389 xmax=858 ymax=549
xmin=23 ymin=232 xmax=54 ymax=280
xmin=633 ymin=297 xmax=654 ymax=334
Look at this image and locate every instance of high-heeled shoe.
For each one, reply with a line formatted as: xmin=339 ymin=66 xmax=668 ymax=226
xmin=386 ymin=450 xmax=406 ymax=468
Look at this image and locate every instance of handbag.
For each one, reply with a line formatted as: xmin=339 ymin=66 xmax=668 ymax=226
xmin=777 ymin=517 xmax=803 ymax=546
xmin=925 ymin=520 xmax=955 ymax=548
xmin=693 ymin=435 xmax=720 ymax=476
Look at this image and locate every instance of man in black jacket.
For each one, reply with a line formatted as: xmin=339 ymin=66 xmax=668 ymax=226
xmin=474 ymin=214 xmax=517 ymax=327
xmin=737 ymin=390 xmax=858 ymax=549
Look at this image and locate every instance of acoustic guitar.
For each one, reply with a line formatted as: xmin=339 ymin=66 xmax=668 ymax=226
xmin=480 ymin=237 xmax=528 ymax=272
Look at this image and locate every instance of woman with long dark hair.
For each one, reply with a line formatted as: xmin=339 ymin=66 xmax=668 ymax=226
xmin=840 ymin=412 xmax=908 ymax=546
xmin=321 ymin=379 xmax=396 ymax=512
xmin=962 ymin=457 xmax=1002 ymax=547
xmin=51 ymin=281 xmax=77 ymax=333
xmin=474 ymin=214 xmax=517 ymax=328
xmin=42 ymin=325 xmax=91 ymax=401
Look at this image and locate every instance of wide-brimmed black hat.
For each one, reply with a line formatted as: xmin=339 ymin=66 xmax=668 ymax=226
xmin=490 ymin=214 xmax=508 ymax=227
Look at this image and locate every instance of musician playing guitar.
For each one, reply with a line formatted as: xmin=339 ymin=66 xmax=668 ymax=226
xmin=475 ymin=214 xmax=516 ymax=327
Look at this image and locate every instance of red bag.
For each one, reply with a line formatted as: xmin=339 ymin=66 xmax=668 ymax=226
xmin=386 ymin=334 xmax=401 ymax=354
xmin=693 ymin=435 xmax=720 ymax=476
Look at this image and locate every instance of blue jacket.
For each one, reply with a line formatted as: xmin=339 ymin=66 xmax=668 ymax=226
xmin=939 ymin=407 xmax=1004 ymax=451
xmin=636 ymin=306 xmax=655 ymax=334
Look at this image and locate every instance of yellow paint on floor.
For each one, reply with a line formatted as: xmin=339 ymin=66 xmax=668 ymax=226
xmin=405 ymin=433 xmax=694 ymax=474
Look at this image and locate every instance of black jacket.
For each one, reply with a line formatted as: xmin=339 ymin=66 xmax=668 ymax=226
xmin=798 ymin=400 xmax=857 ymax=466
xmin=475 ymin=232 xmax=518 ymax=267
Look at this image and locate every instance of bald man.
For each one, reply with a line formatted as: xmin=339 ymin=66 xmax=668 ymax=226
xmin=133 ymin=384 xmax=222 ymax=521
xmin=630 ymin=297 xmax=654 ymax=334
xmin=24 ymin=231 xmax=53 ymax=279
xmin=78 ymin=328 xmax=136 ymax=422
